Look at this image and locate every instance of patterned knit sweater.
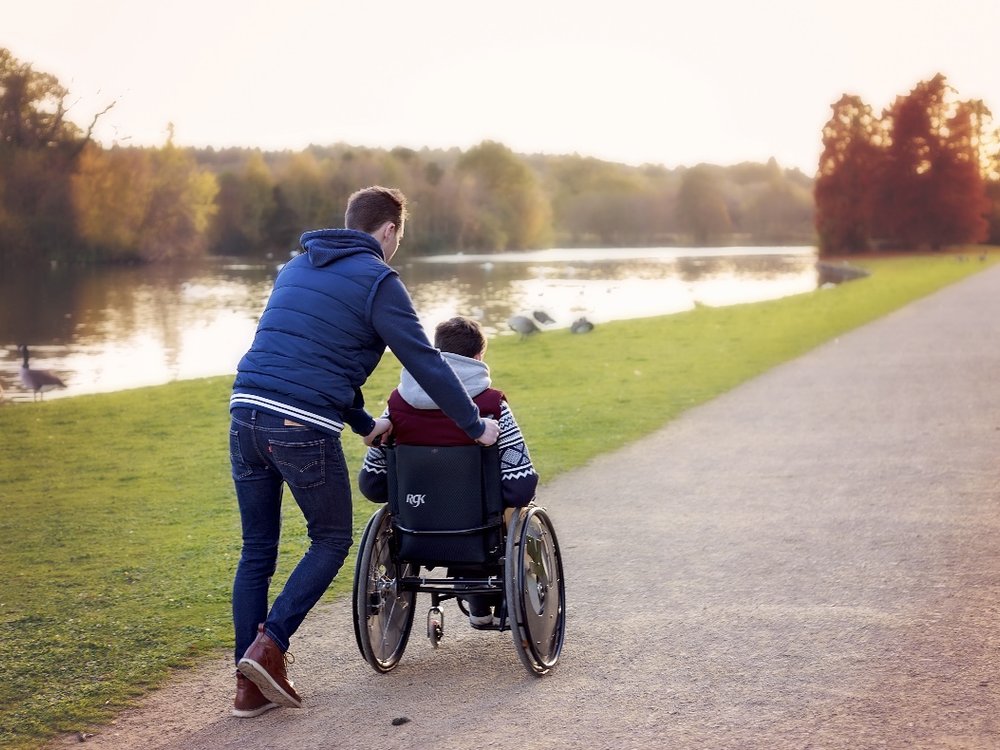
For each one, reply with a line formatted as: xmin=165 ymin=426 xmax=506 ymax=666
xmin=359 ymin=352 xmax=538 ymax=507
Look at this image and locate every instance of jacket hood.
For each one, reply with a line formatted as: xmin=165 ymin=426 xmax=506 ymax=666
xmin=299 ymin=228 xmax=385 ymax=267
xmin=398 ymin=352 xmax=491 ymax=409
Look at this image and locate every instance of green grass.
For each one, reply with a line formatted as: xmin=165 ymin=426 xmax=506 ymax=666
xmin=0 ymin=250 xmax=995 ymax=748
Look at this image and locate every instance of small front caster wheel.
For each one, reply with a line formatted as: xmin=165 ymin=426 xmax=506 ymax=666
xmin=427 ymin=606 xmax=444 ymax=648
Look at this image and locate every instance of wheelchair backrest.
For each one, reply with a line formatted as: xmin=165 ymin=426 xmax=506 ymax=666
xmin=386 ymin=443 xmax=504 ymax=566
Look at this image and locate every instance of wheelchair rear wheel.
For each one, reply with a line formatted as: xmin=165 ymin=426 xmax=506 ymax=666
xmin=353 ymin=506 xmax=417 ymax=672
xmin=505 ymin=506 xmax=566 ymax=676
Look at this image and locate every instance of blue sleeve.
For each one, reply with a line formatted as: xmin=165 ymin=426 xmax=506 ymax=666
xmin=371 ymin=276 xmax=485 ymax=440
xmin=343 ymin=387 xmax=376 ymax=436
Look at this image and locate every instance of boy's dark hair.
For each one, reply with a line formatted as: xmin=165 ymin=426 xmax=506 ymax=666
xmin=434 ymin=316 xmax=487 ymax=358
xmin=345 ymin=186 xmax=408 ymax=234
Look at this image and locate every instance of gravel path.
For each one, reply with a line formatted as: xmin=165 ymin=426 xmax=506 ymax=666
xmin=55 ymin=265 xmax=1000 ymax=750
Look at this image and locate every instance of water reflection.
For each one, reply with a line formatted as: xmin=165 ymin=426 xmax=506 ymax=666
xmin=0 ymin=246 xmax=817 ymax=401
xmin=399 ymin=247 xmax=816 ymax=333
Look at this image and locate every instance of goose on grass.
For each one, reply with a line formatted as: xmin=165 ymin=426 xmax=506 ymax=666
xmin=17 ymin=345 xmax=67 ymax=400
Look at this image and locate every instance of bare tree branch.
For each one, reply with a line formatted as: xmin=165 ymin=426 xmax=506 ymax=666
xmin=84 ymin=100 xmax=116 ymax=141
xmin=69 ymin=100 xmax=117 ymax=158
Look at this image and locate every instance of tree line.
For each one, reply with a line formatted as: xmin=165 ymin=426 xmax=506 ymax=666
xmin=199 ymin=145 xmax=815 ymax=259
xmin=10 ymin=52 xmax=1000 ymax=267
xmin=815 ymin=73 xmax=1000 ymax=256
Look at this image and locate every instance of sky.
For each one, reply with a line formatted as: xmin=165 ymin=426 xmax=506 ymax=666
xmin=6 ymin=0 xmax=1000 ymax=174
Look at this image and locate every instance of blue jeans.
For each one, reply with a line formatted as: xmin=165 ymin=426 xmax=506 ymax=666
xmin=229 ymin=408 xmax=353 ymax=664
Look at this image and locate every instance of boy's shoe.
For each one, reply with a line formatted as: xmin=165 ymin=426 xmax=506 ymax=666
xmin=238 ymin=624 xmax=302 ymax=708
xmin=232 ymin=673 xmax=278 ymax=718
xmin=469 ymin=612 xmax=495 ymax=628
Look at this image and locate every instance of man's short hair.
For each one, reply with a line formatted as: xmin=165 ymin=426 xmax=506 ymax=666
xmin=434 ymin=316 xmax=487 ymax=358
xmin=345 ymin=186 xmax=408 ymax=233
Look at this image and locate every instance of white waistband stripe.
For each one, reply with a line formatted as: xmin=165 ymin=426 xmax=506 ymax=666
xmin=230 ymin=393 xmax=345 ymax=433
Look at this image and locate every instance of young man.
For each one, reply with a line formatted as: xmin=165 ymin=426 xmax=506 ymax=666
xmin=228 ymin=187 xmax=500 ymax=718
xmin=359 ymin=316 xmax=539 ymax=625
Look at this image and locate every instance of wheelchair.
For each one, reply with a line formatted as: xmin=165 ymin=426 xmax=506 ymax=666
xmin=352 ymin=443 xmax=565 ymax=676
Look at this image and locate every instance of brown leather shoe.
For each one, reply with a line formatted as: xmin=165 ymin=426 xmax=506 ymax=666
xmin=237 ymin=624 xmax=302 ymax=708
xmin=232 ymin=673 xmax=278 ymax=718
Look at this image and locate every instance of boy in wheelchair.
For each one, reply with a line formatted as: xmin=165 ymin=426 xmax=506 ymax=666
xmin=359 ymin=316 xmax=538 ymax=626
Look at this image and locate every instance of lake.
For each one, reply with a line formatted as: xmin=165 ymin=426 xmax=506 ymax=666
xmin=0 ymin=246 xmax=818 ymax=401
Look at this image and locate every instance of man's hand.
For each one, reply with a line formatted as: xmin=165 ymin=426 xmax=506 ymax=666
xmin=364 ymin=418 xmax=393 ymax=447
xmin=475 ymin=418 xmax=500 ymax=446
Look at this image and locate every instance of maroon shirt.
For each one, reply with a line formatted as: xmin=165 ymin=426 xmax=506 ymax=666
xmin=388 ymin=387 xmax=504 ymax=445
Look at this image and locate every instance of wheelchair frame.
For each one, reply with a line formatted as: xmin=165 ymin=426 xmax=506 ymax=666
xmin=352 ymin=484 xmax=566 ymax=677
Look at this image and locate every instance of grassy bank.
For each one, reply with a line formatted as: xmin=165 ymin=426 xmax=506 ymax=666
xmin=1 ymin=251 xmax=995 ymax=748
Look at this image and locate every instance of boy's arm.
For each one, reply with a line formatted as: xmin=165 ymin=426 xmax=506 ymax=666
xmin=358 ymin=444 xmax=389 ymax=502
xmin=498 ymin=399 xmax=539 ymax=507
xmin=358 ymin=409 xmax=390 ymax=502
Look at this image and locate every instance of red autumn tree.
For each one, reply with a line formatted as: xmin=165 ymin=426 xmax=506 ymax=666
xmin=876 ymin=74 xmax=989 ymax=249
xmin=925 ymin=98 xmax=991 ymax=247
xmin=816 ymin=75 xmax=993 ymax=254
xmin=814 ymin=94 xmax=885 ymax=255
